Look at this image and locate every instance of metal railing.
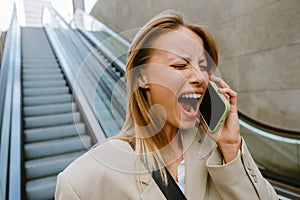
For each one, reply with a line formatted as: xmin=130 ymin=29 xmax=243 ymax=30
xmin=0 ymin=6 xmax=22 ymax=200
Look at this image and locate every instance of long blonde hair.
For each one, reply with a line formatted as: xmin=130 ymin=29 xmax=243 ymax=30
xmin=118 ymin=9 xmax=218 ymax=185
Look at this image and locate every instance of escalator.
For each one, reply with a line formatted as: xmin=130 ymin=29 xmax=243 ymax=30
xmin=21 ymin=27 xmax=93 ymax=199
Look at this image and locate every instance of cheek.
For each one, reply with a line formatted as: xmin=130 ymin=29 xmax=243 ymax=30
xmin=149 ymin=85 xmax=181 ymax=120
xmin=204 ymin=72 xmax=209 ymax=83
xmin=150 ymin=84 xmax=178 ymax=105
xmin=146 ymin=66 xmax=186 ymax=95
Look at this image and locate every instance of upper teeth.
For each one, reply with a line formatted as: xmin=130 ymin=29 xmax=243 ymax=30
xmin=181 ymin=94 xmax=202 ymax=98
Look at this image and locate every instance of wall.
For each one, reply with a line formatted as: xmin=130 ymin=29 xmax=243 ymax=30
xmin=90 ymin=0 xmax=300 ymax=132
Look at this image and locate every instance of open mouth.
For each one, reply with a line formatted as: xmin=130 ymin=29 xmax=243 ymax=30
xmin=178 ymin=93 xmax=201 ymax=113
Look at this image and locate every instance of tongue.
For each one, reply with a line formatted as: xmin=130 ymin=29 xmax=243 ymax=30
xmin=180 ymin=102 xmax=191 ymax=112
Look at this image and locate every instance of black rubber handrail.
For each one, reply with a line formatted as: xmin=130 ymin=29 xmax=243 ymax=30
xmin=239 ymin=111 xmax=300 ymax=139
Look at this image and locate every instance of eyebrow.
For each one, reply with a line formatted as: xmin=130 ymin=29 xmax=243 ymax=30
xmin=169 ymin=55 xmax=206 ymax=64
xmin=168 ymin=54 xmax=191 ymax=64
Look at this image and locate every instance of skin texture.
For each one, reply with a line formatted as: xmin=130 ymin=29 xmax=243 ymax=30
xmin=138 ymin=26 xmax=241 ymax=180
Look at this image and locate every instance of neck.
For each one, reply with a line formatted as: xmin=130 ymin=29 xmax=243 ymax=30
xmin=163 ymin=124 xmax=178 ymax=142
xmin=162 ymin=124 xmax=182 ymax=151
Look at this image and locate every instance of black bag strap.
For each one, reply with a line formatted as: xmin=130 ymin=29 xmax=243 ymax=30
xmin=129 ymin=142 xmax=187 ymax=200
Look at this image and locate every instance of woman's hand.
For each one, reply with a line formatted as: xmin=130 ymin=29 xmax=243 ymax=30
xmin=201 ymin=75 xmax=241 ymax=163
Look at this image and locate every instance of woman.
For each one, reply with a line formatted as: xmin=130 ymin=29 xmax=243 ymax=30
xmin=55 ymin=10 xmax=278 ymax=199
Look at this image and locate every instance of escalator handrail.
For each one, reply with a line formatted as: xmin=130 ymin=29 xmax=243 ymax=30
xmin=240 ymin=120 xmax=300 ymax=145
xmin=76 ymin=27 xmax=126 ymax=74
xmin=0 ymin=5 xmax=22 ymax=200
xmin=42 ymin=6 xmax=106 ymax=142
xmin=8 ymin=11 xmax=22 ymax=200
xmin=239 ymin=111 xmax=300 ymax=139
xmin=74 ymin=9 xmax=131 ymax=49
xmin=73 ymin=9 xmax=128 ymax=74
xmin=0 ymin=10 xmax=14 ymax=200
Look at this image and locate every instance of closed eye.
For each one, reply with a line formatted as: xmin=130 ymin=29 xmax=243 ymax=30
xmin=171 ymin=64 xmax=187 ymax=69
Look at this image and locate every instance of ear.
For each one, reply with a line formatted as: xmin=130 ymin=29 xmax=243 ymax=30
xmin=137 ymin=74 xmax=149 ymax=89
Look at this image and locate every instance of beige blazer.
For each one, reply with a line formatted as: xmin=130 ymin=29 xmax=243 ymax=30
xmin=55 ymin=127 xmax=278 ymax=200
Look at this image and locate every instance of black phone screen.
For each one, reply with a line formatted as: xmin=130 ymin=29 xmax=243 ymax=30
xmin=199 ymin=82 xmax=226 ymax=131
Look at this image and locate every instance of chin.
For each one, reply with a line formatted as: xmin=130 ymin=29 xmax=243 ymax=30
xmin=179 ymin=119 xmax=197 ymax=130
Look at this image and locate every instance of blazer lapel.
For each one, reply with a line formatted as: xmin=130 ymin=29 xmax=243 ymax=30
xmin=139 ymin=174 xmax=166 ymax=200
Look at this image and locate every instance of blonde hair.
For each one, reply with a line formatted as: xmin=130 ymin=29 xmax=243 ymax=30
xmin=117 ymin=9 xmax=218 ymax=185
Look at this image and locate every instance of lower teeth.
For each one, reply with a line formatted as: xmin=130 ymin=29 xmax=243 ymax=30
xmin=190 ymin=106 xmax=195 ymax=112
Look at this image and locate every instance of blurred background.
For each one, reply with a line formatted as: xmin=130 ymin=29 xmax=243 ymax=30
xmin=0 ymin=0 xmax=299 ymax=199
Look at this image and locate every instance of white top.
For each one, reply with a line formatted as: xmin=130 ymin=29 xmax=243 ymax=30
xmin=177 ymin=159 xmax=185 ymax=194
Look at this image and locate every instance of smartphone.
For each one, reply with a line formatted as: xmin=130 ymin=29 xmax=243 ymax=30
xmin=199 ymin=81 xmax=230 ymax=133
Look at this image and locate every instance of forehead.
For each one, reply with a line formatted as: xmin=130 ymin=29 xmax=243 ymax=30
xmin=149 ymin=26 xmax=204 ymax=57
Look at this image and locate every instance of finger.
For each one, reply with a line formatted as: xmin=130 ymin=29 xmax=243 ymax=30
xmin=224 ymin=93 xmax=230 ymax=101
xmin=209 ymin=75 xmax=230 ymax=89
xmin=218 ymin=88 xmax=238 ymax=108
xmin=218 ymin=88 xmax=237 ymax=98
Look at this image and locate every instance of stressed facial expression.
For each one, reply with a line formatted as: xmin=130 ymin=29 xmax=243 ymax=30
xmin=141 ymin=26 xmax=209 ymax=130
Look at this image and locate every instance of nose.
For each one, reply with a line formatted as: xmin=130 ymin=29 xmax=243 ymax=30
xmin=187 ymin=64 xmax=205 ymax=86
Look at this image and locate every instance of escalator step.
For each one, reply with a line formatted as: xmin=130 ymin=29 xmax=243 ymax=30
xmin=23 ymin=86 xmax=69 ymax=97
xmin=24 ymin=123 xmax=85 ymax=143
xmin=22 ymin=60 xmax=58 ymax=66
xmin=23 ymin=94 xmax=72 ymax=106
xmin=22 ymin=53 xmax=54 ymax=58
xmin=22 ymin=53 xmax=56 ymax=58
xmin=22 ymin=55 xmax=56 ymax=59
xmin=23 ymin=74 xmax=64 ymax=81
xmin=22 ymin=57 xmax=56 ymax=61
xmin=23 ymin=65 xmax=60 ymax=70
xmin=25 ymin=151 xmax=85 ymax=180
xmin=26 ymin=175 xmax=57 ymax=200
xmin=24 ymin=102 xmax=76 ymax=117
xmin=25 ymin=135 xmax=91 ymax=159
xmin=23 ymin=63 xmax=59 ymax=68
xmin=23 ymin=80 xmax=66 ymax=88
xmin=24 ymin=112 xmax=80 ymax=129
xmin=23 ymin=68 xmax=61 ymax=75
xmin=21 ymin=27 xmax=95 ymax=200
